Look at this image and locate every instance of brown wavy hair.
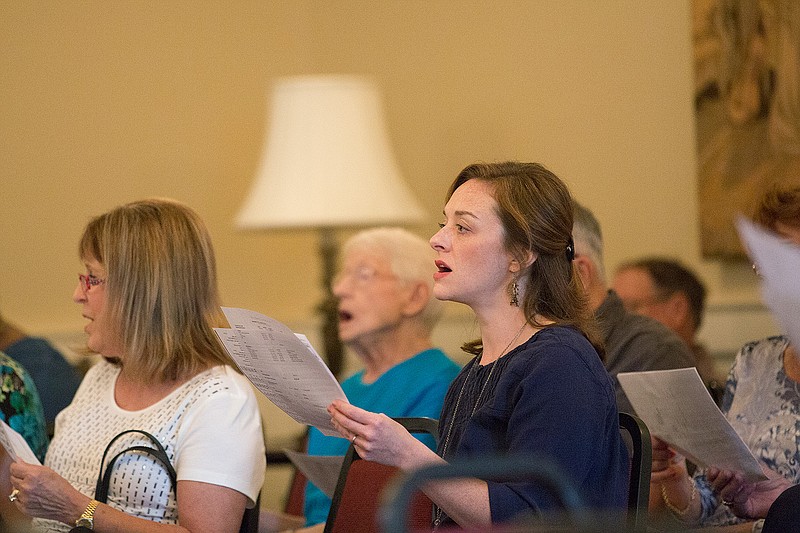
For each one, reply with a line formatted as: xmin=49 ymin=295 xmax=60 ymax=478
xmin=754 ymin=185 xmax=800 ymax=230
xmin=448 ymin=162 xmax=604 ymax=358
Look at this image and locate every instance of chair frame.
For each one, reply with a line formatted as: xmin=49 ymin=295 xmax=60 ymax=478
xmin=323 ymin=417 xmax=439 ymax=533
xmin=239 ymin=492 xmax=260 ymax=533
xmin=619 ymin=412 xmax=652 ymax=533
xmin=379 ymin=454 xmax=591 ymax=533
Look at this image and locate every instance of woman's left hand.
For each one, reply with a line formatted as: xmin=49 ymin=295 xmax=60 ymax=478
xmin=328 ymin=400 xmax=437 ymax=471
xmin=9 ymin=460 xmax=89 ymax=524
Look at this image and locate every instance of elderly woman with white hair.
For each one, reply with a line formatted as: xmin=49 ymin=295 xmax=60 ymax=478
xmin=302 ymin=227 xmax=460 ymax=527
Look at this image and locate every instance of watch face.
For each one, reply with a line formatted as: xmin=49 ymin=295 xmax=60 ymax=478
xmin=76 ymin=517 xmax=94 ymax=528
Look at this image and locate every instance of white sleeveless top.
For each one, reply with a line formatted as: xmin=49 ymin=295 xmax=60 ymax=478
xmin=33 ymin=360 xmax=265 ymax=532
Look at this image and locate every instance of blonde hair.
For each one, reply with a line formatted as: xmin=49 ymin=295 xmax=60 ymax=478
xmin=342 ymin=227 xmax=443 ymax=331
xmin=79 ymin=198 xmax=231 ymax=382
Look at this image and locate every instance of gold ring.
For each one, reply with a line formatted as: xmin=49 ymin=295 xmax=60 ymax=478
xmin=351 ymin=435 xmax=357 ymax=444
xmin=8 ymin=489 xmax=19 ymax=502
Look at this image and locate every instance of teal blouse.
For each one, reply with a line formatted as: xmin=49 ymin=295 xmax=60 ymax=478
xmin=303 ymin=348 xmax=460 ymax=526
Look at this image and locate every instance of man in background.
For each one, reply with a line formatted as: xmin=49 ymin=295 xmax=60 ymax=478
xmin=572 ymin=202 xmax=696 ymax=415
xmin=612 ymin=258 xmax=726 ymax=398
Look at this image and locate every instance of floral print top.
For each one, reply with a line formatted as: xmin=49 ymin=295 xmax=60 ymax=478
xmin=0 ymin=351 xmax=48 ymax=461
xmin=695 ymin=335 xmax=799 ymax=529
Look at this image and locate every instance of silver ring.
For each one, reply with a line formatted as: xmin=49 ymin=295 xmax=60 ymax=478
xmin=8 ymin=489 xmax=19 ymax=502
xmin=722 ymin=499 xmax=734 ymax=506
xmin=351 ymin=435 xmax=357 ymax=444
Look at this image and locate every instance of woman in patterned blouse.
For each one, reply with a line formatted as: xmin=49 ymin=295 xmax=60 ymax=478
xmin=0 ymin=350 xmax=48 ymax=532
xmin=650 ymin=185 xmax=800 ymax=533
xmin=0 ymin=352 xmax=47 ymax=462
xmin=2 ymin=199 xmax=265 ymax=533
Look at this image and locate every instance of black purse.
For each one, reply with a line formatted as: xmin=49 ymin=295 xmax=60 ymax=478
xmin=69 ymin=429 xmax=177 ymax=532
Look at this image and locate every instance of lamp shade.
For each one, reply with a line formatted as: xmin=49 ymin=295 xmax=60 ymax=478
xmin=237 ymin=75 xmax=425 ymax=229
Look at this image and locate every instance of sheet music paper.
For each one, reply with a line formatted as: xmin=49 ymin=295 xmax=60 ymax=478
xmin=618 ymin=368 xmax=766 ymax=481
xmin=735 ymin=215 xmax=800 ymax=349
xmin=0 ymin=419 xmax=41 ymax=465
xmin=215 ymin=307 xmax=348 ymax=436
xmin=284 ymin=450 xmax=345 ymax=498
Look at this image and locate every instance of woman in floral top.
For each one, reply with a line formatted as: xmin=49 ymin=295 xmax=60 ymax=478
xmin=649 ymin=186 xmax=800 ymax=532
xmin=0 ymin=351 xmax=48 ymax=462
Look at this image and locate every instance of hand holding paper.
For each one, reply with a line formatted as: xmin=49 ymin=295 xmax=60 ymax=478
xmin=618 ymin=368 xmax=766 ymax=482
xmin=0 ymin=419 xmax=41 ymax=465
xmin=214 ymin=307 xmax=348 ymax=436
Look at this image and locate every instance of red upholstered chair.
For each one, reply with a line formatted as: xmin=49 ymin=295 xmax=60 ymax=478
xmin=283 ymin=467 xmax=308 ymax=517
xmin=326 ymin=460 xmax=433 ymax=533
xmin=323 ymin=417 xmax=439 ymax=533
xmin=280 ymin=430 xmax=310 ymax=517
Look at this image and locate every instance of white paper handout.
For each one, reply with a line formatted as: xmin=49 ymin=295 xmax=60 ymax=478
xmin=0 ymin=419 xmax=41 ymax=465
xmin=215 ymin=307 xmax=348 ymax=436
xmin=617 ymin=368 xmax=766 ymax=481
xmin=284 ymin=449 xmax=345 ymax=498
xmin=735 ymin=215 xmax=800 ymax=349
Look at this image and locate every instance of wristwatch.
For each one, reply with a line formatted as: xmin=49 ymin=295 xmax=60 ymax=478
xmin=75 ymin=499 xmax=99 ymax=529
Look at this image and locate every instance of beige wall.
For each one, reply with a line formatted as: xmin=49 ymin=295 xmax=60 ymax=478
xmin=2 ymin=1 xmax=774 ymax=335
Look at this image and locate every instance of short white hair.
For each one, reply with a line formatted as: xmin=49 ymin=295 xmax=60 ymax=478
xmin=341 ymin=227 xmax=443 ymax=331
xmin=572 ymin=201 xmax=606 ymax=282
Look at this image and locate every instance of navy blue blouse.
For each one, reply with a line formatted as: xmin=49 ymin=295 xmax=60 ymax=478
xmin=436 ymin=326 xmax=628 ymax=525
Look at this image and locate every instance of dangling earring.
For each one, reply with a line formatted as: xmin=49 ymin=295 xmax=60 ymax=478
xmin=509 ymin=279 xmax=520 ymax=307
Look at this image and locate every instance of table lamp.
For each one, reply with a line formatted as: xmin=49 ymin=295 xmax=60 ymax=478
xmin=236 ymin=74 xmax=425 ymax=376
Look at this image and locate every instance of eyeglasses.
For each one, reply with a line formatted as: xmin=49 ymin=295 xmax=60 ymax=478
xmin=333 ymin=266 xmax=395 ymax=287
xmin=78 ymin=274 xmax=106 ymax=293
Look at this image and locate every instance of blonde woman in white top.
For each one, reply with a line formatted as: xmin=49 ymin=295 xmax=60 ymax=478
xmin=3 ymin=199 xmax=265 ymax=533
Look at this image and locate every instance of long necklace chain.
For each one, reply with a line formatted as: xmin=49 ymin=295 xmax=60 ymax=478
xmin=432 ymin=320 xmax=529 ymax=529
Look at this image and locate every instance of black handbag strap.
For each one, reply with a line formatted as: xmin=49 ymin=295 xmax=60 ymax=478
xmin=94 ymin=429 xmax=177 ymax=504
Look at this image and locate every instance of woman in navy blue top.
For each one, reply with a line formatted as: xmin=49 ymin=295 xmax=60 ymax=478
xmin=328 ymin=162 xmax=628 ymax=529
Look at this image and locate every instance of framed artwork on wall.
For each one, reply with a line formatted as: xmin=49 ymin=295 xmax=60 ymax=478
xmin=694 ymin=0 xmax=800 ymax=260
